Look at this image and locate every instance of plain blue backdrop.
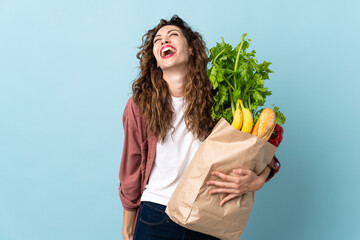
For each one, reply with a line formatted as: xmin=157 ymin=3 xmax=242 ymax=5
xmin=1 ymin=0 xmax=359 ymax=239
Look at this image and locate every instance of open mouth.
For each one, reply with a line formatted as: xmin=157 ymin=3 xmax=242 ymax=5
xmin=160 ymin=45 xmax=176 ymax=59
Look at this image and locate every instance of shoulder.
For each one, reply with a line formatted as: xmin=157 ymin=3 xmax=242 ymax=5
xmin=123 ymin=96 xmax=142 ymax=121
xmin=122 ymin=96 xmax=149 ymax=134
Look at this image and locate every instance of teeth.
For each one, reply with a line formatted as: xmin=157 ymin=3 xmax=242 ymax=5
xmin=161 ymin=47 xmax=175 ymax=57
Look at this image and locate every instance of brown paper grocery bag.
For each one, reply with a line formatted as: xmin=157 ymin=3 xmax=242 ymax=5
xmin=165 ymin=118 xmax=277 ymax=240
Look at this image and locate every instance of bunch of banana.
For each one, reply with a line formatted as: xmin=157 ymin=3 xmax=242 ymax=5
xmin=231 ymin=99 xmax=254 ymax=133
xmin=231 ymin=99 xmax=243 ymax=130
xmin=239 ymin=99 xmax=253 ymax=133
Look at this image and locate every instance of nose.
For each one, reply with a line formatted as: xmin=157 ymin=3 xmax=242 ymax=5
xmin=161 ymin=37 xmax=171 ymax=45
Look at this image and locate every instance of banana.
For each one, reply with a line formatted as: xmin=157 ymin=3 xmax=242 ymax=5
xmin=239 ymin=99 xmax=253 ymax=133
xmin=231 ymin=99 xmax=243 ymax=130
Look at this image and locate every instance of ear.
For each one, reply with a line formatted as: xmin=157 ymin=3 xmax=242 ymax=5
xmin=189 ymin=48 xmax=193 ymax=56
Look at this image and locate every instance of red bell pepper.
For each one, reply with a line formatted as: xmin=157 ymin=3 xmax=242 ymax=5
xmin=268 ymin=124 xmax=284 ymax=147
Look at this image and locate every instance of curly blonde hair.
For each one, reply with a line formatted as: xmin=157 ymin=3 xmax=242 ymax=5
xmin=132 ymin=15 xmax=216 ymax=142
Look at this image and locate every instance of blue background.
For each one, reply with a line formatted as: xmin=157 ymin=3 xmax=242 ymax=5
xmin=1 ymin=0 xmax=359 ymax=239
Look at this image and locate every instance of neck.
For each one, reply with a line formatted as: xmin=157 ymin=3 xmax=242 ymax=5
xmin=162 ymin=68 xmax=188 ymax=98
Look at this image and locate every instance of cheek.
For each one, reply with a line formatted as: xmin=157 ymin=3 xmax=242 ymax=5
xmin=153 ymin=50 xmax=160 ymax=63
xmin=153 ymin=45 xmax=159 ymax=57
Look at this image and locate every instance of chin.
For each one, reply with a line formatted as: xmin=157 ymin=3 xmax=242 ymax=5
xmin=159 ymin=63 xmax=176 ymax=71
xmin=160 ymin=61 xmax=187 ymax=72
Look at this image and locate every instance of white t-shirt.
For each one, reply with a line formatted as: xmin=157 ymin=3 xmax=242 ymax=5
xmin=140 ymin=96 xmax=202 ymax=206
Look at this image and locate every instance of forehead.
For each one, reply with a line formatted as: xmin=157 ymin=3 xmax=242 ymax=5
xmin=155 ymin=25 xmax=182 ymax=36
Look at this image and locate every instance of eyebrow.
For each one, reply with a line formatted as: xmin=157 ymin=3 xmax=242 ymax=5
xmin=154 ymin=29 xmax=180 ymax=39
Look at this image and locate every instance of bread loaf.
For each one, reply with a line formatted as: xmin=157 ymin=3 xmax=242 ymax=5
xmin=252 ymin=108 xmax=276 ymax=141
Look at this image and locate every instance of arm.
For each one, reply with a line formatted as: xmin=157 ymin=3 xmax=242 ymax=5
xmin=118 ymin=98 xmax=143 ymax=238
xmin=122 ymin=209 xmax=137 ymax=240
xmin=207 ymin=156 xmax=280 ymax=207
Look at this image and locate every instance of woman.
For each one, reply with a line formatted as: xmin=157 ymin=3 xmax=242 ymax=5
xmin=118 ymin=15 xmax=280 ymax=240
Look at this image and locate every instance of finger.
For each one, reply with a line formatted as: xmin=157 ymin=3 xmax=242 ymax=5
xmin=233 ymin=169 xmax=251 ymax=176
xmin=211 ymin=171 xmax=239 ymax=182
xmin=220 ymin=193 xmax=241 ymax=207
xmin=209 ymin=188 xmax=241 ymax=195
xmin=207 ymin=180 xmax=238 ymax=189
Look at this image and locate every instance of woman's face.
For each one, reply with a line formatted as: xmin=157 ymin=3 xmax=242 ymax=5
xmin=152 ymin=25 xmax=192 ymax=72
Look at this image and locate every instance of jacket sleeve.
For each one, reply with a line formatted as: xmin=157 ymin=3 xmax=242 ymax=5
xmin=265 ymin=155 xmax=281 ymax=183
xmin=118 ymin=99 xmax=142 ymax=211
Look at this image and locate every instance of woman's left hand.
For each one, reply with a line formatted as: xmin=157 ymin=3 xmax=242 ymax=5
xmin=206 ymin=168 xmax=267 ymax=207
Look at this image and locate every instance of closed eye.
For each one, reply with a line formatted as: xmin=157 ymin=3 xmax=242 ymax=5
xmin=153 ymin=30 xmax=179 ymax=43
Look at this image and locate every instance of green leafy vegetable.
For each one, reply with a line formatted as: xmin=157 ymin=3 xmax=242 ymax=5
xmin=272 ymin=105 xmax=286 ymax=126
xmin=208 ymin=33 xmax=285 ymax=125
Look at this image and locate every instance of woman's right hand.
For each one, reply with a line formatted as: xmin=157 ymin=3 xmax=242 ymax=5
xmin=122 ymin=209 xmax=137 ymax=240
